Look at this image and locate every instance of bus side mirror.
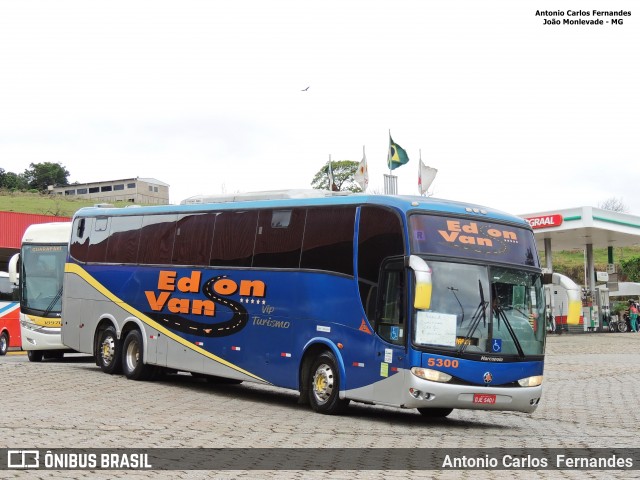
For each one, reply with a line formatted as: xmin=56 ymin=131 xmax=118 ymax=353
xmin=8 ymin=253 xmax=19 ymax=285
xmin=409 ymin=255 xmax=432 ymax=310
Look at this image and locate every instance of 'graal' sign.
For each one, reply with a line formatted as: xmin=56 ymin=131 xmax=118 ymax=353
xmin=524 ymin=214 xmax=563 ymax=229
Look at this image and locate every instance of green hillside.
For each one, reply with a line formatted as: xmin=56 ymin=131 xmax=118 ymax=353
xmin=2 ymin=191 xmax=640 ymax=285
xmin=0 ymin=191 xmax=149 ymax=217
xmin=542 ymin=246 xmax=640 ymax=284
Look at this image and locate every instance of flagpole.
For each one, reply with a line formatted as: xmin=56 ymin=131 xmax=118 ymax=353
xmin=418 ymin=148 xmax=423 ymax=197
xmin=388 ymin=129 xmax=392 ymax=177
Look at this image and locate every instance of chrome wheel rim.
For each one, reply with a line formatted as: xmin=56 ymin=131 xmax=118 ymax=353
xmin=101 ymin=335 xmax=116 ymax=365
xmin=125 ymin=338 xmax=140 ymax=372
xmin=312 ymin=363 xmax=334 ymax=405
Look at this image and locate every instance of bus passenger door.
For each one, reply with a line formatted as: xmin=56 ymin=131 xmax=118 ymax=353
xmin=371 ymin=259 xmax=407 ymax=405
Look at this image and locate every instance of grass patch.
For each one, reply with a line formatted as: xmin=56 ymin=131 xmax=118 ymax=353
xmin=0 ymin=191 xmax=148 ymax=217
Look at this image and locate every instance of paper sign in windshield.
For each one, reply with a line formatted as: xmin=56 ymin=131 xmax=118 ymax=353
xmin=415 ymin=311 xmax=457 ymax=347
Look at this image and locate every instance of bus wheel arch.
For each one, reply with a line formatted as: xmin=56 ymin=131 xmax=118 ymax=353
xmin=95 ymin=322 xmax=122 ymax=374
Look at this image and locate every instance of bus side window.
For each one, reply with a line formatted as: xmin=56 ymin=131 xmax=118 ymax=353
xmin=253 ymin=209 xmax=305 ymax=268
xmin=173 ymin=213 xmax=216 ymax=266
xmin=71 ymin=217 xmax=93 ymax=262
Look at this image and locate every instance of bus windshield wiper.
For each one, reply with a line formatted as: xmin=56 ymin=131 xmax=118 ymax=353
xmin=43 ymin=286 xmax=63 ymax=317
xmin=448 ymin=286 xmax=464 ymax=325
xmin=458 ymin=280 xmax=488 ymax=354
xmin=494 ymin=305 xmax=525 ymax=358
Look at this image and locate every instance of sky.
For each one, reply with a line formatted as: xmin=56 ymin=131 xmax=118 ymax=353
xmin=1 ymin=1 xmax=638 ymax=215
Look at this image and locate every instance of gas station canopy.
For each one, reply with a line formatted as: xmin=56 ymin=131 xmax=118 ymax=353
xmin=519 ymin=206 xmax=640 ymax=297
xmin=519 ymin=207 xmax=640 ymax=330
xmin=520 ymin=206 xmax=640 ymax=253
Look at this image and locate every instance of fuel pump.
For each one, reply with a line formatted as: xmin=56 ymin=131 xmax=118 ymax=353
xmin=595 ymin=287 xmax=610 ymax=332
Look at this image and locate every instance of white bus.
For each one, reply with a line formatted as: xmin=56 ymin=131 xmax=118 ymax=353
xmin=9 ymin=222 xmax=73 ymax=361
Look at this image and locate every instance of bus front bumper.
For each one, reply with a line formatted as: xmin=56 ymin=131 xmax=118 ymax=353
xmin=21 ymin=325 xmax=66 ymax=351
xmin=402 ymin=374 xmax=543 ymax=413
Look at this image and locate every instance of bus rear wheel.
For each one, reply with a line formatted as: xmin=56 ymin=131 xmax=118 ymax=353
xmin=308 ymin=351 xmax=350 ymax=415
xmin=417 ymin=407 xmax=453 ymax=418
xmin=0 ymin=332 xmax=8 ymax=356
xmin=122 ymin=330 xmax=154 ymax=381
xmin=97 ymin=326 xmax=122 ymax=374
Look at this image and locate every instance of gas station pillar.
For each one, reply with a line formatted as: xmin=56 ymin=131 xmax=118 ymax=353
xmin=544 ymin=238 xmax=552 ymax=270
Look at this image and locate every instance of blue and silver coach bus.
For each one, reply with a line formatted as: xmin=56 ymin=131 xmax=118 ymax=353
xmin=61 ymin=191 xmax=572 ymax=416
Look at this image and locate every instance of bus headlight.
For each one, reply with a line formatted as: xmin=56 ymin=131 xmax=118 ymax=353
xmin=517 ymin=375 xmax=543 ymax=387
xmin=411 ymin=367 xmax=452 ymax=383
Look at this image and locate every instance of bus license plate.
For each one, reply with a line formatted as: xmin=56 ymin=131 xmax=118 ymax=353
xmin=473 ymin=394 xmax=496 ymax=404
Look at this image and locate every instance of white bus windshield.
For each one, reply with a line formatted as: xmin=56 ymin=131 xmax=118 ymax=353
xmin=20 ymin=244 xmax=67 ymax=314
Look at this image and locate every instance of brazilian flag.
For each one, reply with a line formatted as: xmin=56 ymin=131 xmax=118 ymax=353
xmin=387 ymin=134 xmax=410 ymax=170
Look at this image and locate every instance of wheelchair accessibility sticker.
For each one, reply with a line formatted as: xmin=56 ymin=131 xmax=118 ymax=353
xmin=491 ymin=339 xmax=502 ymax=353
xmin=390 ymin=326 xmax=400 ymax=341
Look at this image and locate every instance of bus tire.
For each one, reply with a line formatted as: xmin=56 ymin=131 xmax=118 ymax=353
xmin=417 ymin=407 xmax=453 ymax=418
xmin=122 ymin=330 xmax=153 ymax=381
xmin=0 ymin=332 xmax=8 ymax=356
xmin=308 ymin=351 xmax=350 ymax=415
xmin=27 ymin=350 xmax=43 ymax=362
xmin=97 ymin=326 xmax=122 ymax=374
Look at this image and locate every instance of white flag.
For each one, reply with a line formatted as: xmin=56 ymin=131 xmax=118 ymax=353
xmin=418 ymin=160 xmax=437 ymax=195
xmin=355 ymin=147 xmax=369 ymax=191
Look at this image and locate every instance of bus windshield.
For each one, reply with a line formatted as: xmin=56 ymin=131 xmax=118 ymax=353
xmin=413 ymin=261 xmax=545 ymax=356
xmin=20 ymin=244 xmax=67 ymax=314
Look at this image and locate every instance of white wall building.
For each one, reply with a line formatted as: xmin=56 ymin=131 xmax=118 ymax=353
xmin=51 ymin=177 xmax=169 ymax=205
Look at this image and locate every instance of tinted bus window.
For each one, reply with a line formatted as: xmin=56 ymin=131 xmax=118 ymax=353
xmin=358 ymin=206 xmax=404 ymax=282
xmin=86 ymin=217 xmax=110 ymax=263
xmin=70 ymin=217 xmax=92 ymax=262
xmin=139 ymin=214 xmax=177 ymax=264
xmin=210 ymin=211 xmax=258 ymax=267
xmin=253 ymin=209 xmax=306 ymax=269
xmin=301 ymin=207 xmax=355 ymax=276
xmin=106 ymin=216 xmax=143 ymax=264
xmin=172 ymin=213 xmax=217 ymax=265
xmin=357 ymin=206 xmax=404 ymax=320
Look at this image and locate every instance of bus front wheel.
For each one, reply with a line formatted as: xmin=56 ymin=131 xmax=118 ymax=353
xmin=0 ymin=332 xmax=8 ymax=356
xmin=122 ymin=330 xmax=154 ymax=381
xmin=417 ymin=407 xmax=453 ymax=418
xmin=97 ymin=326 xmax=122 ymax=374
xmin=308 ymin=351 xmax=350 ymax=415
xmin=27 ymin=350 xmax=43 ymax=362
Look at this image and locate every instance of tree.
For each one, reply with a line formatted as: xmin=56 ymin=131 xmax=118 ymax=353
xmin=0 ymin=168 xmax=29 ymax=190
xmin=311 ymin=160 xmax=362 ymax=193
xmin=621 ymin=257 xmax=640 ymax=282
xmin=23 ymin=162 xmax=70 ymax=192
xmin=598 ymin=197 xmax=627 ymax=213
